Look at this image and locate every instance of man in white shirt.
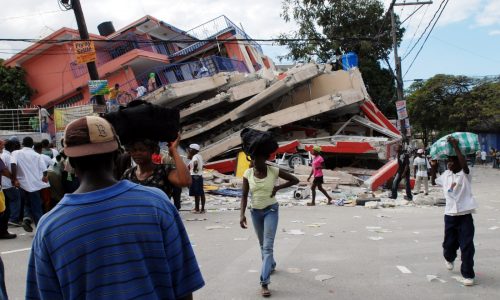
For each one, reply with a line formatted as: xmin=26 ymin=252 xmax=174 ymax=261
xmin=413 ymin=149 xmax=430 ymax=195
xmin=188 ymin=144 xmax=205 ymax=213
xmin=480 ymin=150 xmax=487 ymax=164
xmin=11 ymin=137 xmax=49 ymax=232
xmin=134 ymin=86 xmax=147 ymax=98
xmin=435 ymin=137 xmax=477 ymax=286
xmin=0 ymin=140 xmax=17 ymax=239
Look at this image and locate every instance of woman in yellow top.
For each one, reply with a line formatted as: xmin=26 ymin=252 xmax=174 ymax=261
xmin=240 ymin=135 xmax=298 ymax=297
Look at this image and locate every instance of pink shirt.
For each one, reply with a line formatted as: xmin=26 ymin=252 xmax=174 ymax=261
xmin=312 ymin=155 xmax=324 ymax=177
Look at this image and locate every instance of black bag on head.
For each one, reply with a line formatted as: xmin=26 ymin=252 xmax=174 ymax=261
xmin=104 ymin=100 xmax=179 ymax=145
xmin=240 ymin=128 xmax=278 ymax=158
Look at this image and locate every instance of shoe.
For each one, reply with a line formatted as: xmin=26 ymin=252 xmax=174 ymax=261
xmin=261 ymin=285 xmax=271 ymax=297
xmin=445 ymin=260 xmax=454 ymax=270
xmin=22 ymin=220 xmax=33 ymax=233
xmin=462 ymin=278 xmax=474 ymax=286
xmin=424 ymin=193 xmax=428 ymax=196
xmin=0 ymin=232 xmax=17 ymax=239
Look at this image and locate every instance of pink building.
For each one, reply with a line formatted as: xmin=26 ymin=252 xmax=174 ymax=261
xmin=4 ymin=15 xmax=274 ymax=109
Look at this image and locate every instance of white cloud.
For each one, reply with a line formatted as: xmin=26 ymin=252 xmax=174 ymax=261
xmin=476 ymin=0 xmax=500 ymax=27
xmin=488 ymin=29 xmax=500 ymax=36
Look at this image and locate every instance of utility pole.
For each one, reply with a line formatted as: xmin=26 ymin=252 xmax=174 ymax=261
xmin=64 ymin=0 xmax=105 ymax=105
xmin=390 ymin=0 xmax=432 ymax=141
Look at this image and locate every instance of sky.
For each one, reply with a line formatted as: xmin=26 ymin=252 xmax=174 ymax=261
xmin=0 ymin=0 xmax=499 ymax=85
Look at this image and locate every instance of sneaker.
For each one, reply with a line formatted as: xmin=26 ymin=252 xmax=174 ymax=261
xmin=462 ymin=278 xmax=474 ymax=286
xmin=445 ymin=260 xmax=454 ymax=270
xmin=8 ymin=221 xmax=22 ymax=227
xmin=0 ymin=232 xmax=17 ymax=239
xmin=22 ymin=220 xmax=33 ymax=233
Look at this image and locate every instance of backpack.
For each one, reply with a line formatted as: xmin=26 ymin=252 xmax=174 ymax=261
xmin=104 ymin=100 xmax=179 ymax=145
xmin=240 ymin=128 xmax=278 ymax=158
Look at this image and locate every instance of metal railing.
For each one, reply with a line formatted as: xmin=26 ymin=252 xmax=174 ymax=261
xmin=0 ymin=107 xmax=42 ymax=133
xmin=169 ymin=15 xmax=263 ymax=57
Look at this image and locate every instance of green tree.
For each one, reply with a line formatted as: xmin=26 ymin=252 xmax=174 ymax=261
xmin=407 ymin=74 xmax=500 ymax=146
xmin=279 ymin=0 xmax=404 ymax=117
xmin=0 ymin=58 xmax=34 ymax=108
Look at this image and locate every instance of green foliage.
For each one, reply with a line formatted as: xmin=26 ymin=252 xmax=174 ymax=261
xmin=0 ymin=59 xmax=34 ymax=108
xmin=407 ymin=74 xmax=500 ymax=145
xmin=279 ymin=0 xmax=404 ymax=116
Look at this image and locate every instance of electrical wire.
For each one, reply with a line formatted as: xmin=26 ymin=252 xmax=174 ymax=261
xmin=401 ymin=4 xmax=430 ymax=57
xmin=403 ymin=0 xmax=449 ymax=78
xmin=401 ymin=4 xmax=425 ymax=25
xmin=402 ymin=0 xmax=446 ymax=61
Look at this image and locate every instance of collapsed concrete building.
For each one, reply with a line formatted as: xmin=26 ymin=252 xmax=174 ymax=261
xmin=141 ymin=63 xmax=402 ymax=191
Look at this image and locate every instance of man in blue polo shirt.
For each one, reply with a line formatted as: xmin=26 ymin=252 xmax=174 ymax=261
xmin=27 ymin=116 xmax=204 ymax=299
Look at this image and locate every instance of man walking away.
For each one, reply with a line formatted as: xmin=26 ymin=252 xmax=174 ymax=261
xmin=436 ymin=137 xmax=477 ymax=286
xmin=413 ymin=149 xmax=430 ymax=195
xmin=26 ymin=116 xmax=204 ymax=299
xmin=0 ymin=140 xmax=17 ymax=239
xmin=480 ymin=150 xmax=487 ymax=165
xmin=390 ymin=144 xmax=412 ymax=201
xmin=11 ymin=137 xmax=49 ymax=232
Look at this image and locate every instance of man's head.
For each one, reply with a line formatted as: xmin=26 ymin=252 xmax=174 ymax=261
xmin=447 ymin=156 xmax=462 ymax=173
xmin=33 ymin=142 xmax=43 ymax=154
xmin=4 ymin=139 xmax=15 ymax=152
xmin=22 ymin=137 xmax=34 ymax=148
xmin=41 ymin=139 xmax=50 ymax=148
xmin=64 ymin=116 xmax=119 ymax=174
xmin=417 ymin=148 xmax=424 ymax=157
xmin=312 ymin=145 xmax=321 ymax=156
xmin=189 ymin=144 xmax=200 ymax=155
xmin=114 ymin=83 xmax=119 ymax=89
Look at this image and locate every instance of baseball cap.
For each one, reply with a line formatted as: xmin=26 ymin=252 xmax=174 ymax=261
xmin=64 ymin=116 xmax=119 ymax=157
xmin=189 ymin=143 xmax=200 ymax=151
xmin=417 ymin=149 xmax=424 ymax=154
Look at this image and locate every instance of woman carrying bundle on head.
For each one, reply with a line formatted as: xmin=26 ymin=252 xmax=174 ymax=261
xmin=239 ymin=128 xmax=299 ymax=298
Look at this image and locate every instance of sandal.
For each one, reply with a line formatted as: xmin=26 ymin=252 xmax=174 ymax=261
xmin=191 ymin=209 xmax=200 ymax=214
xmin=306 ymin=202 xmax=315 ymax=206
xmin=261 ymin=285 xmax=271 ymax=297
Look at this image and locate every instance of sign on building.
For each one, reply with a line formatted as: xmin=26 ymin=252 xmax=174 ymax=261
xmin=74 ymin=41 xmax=96 ymax=64
xmin=89 ymin=80 xmax=109 ymax=96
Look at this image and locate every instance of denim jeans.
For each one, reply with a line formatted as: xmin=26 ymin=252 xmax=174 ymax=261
xmin=21 ymin=190 xmax=43 ymax=225
xmin=250 ymin=202 xmax=279 ymax=285
xmin=2 ymin=188 xmax=21 ymax=223
xmin=390 ymin=172 xmax=412 ymax=200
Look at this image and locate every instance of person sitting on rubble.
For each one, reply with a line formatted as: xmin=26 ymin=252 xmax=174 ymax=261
xmin=122 ymin=136 xmax=191 ymax=202
xmin=307 ymin=145 xmax=333 ymax=205
xmin=239 ymin=129 xmax=299 ymax=298
xmin=435 ymin=137 xmax=477 ymax=287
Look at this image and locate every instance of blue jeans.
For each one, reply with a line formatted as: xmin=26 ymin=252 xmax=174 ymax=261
xmin=390 ymin=172 xmax=412 ymax=200
xmin=250 ymin=203 xmax=279 ymax=285
xmin=21 ymin=190 xmax=43 ymax=225
xmin=3 ymin=188 xmax=21 ymax=223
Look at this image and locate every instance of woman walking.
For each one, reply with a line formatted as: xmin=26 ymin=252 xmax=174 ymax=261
xmin=307 ymin=146 xmax=332 ymax=205
xmin=239 ymin=129 xmax=299 ymax=297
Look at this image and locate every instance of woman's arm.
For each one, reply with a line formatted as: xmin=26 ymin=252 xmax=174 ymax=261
xmin=271 ymin=169 xmax=299 ymax=197
xmin=167 ymin=135 xmax=192 ymax=187
xmin=240 ymin=178 xmax=250 ymax=229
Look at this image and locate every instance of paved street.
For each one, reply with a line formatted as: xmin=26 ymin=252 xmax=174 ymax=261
xmin=2 ymin=165 xmax=499 ymax=300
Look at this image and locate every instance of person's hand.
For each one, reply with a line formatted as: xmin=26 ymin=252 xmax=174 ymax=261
xmin=168 ymin=133 xmax=181 ymax=155
xmin=271 ymin=186 xmax=278 ymax=197
xmin=447 ymin=136 xmax=459 ymax=147
xmin=240 ymin=215 xmax=247 ymax=229
xmin=307 ymin=177 xmax=311 ymax=182
xmin=42 ymin=176 xmax=48 ymax=183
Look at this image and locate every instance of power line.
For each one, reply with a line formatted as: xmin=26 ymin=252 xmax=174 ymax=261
xmin=403 ymin=0 xmax=449 ymax=78
xmin=401 ymin=4 xmax=430 ymax=57
xmin=402 ymin=0 xmax=446 ymax=61
xmin=401 ymin=3 xmax=425 ymax=24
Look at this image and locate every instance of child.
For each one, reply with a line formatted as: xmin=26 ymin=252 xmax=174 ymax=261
xmin=435 ymin=137 xmax=478 ymax=286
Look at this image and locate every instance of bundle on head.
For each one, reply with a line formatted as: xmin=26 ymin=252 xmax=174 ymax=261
xmin=104 ymin=100 xmax=179 ymax=146
xmin=240 ymin=128 xmax=278 ymax=159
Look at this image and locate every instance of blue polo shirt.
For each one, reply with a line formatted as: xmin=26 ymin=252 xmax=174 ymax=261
xmin=26 ymin=180 xmax=204 ymax=300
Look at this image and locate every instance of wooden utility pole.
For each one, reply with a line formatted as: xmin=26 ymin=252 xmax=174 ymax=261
xmin=66 ymin=0 xmax=105 ymax=105
xmin=390 ymin=0 xmax=432 ymax=141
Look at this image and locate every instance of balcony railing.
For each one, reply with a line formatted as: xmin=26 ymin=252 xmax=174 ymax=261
xmin=169 ymin=15 xmax=263 ymax=57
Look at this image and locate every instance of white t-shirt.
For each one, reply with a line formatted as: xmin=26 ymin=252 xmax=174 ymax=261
xmin=481 ymin=151 xmax=487 ymax=160
xmin=136 ymin=86 xmax=147 ymax=97
xmin=189 ymin=153 xmax=203 ymax=176
xmin=1 ymin=150 xmax=14 ymax=189
xmin=435 ymin=170 xmax=477 ymax=215
xmin=413 ymin=156 xmax=430 ymax=177
xmin=12 ymin=147 xmax=49 ymax=192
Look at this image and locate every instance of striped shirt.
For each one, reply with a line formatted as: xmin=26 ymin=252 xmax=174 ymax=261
xmin=26 ymin=180 xmax=204 ymax=300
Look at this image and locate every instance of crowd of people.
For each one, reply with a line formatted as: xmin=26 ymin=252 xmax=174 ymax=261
xmin=0 ymin=117 xmax=488 ymax=298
